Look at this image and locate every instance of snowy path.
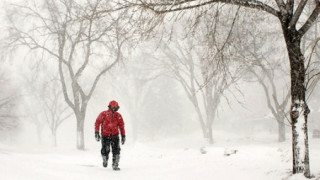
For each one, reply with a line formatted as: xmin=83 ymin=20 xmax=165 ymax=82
xmin=1 ymin=139 xmax=319 ymax=180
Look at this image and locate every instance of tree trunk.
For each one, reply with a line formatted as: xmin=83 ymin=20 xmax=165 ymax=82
xmin=53 ymin=131 xmax=57 ymax=147
xmin=276 ymin=114 xmax=286 ymax=142
xmin=206 ymin=106 xmax=216 ymax=144
xmin=205 ymin=82 xmax=215 ymax=144
xmin=206 ymin=125 xmax=214 ymax=144
xmin=76 ymin=115 xmax=85 ymax=150
xmin=195 ymin=105 xmax=207 ymax=138
xmin=282 ymin=27 xmax=311 ymax=177
xmin=36 ymin=123 xmax=43 ymax=145
xmin=278 ymin=118 xmax=286 ymax=142
xmin=291 ymin=100 xmax=310 ymax=177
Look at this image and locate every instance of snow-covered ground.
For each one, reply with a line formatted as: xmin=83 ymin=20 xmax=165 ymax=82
xmin=1 ymin=131 xmax=319 ymax=180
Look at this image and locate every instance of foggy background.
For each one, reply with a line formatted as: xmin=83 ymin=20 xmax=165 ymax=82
xmin=0 ymin=0 xmax=319 ymax=151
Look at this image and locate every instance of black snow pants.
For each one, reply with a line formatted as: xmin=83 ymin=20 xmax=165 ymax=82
xmin=101 ymin=135 xmax=121 ymax=158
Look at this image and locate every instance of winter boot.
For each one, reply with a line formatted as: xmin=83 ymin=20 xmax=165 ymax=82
xmin=112 ymin=155 xmax=120 ymax=171
xmin=102 ymin=155 xmax=108 ymax=168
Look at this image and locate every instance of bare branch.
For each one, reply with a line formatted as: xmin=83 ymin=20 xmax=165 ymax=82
xmin=58 ymin=60 xmax=75 ymax=110
xmin=274 ymin=0 xmax=285 ymax=12
xmin=299 ymin=1 xmax=320 ymax=36
xmin=289 ymin=0 xmax=308 ymax=28
xmin=87 ymin=33 xmax=126 ymax=99
xmin=139 ymin=0 xmax=280 ymax=17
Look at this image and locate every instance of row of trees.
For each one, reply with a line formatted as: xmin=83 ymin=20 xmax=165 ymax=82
xmin=21 ymin=59 xmax=72 ymax=146
xmin=1 ymin=0 xmax=320 ymax=178
xmin=156 ymin=9 xmax=243 ymax=144
xmin=127 ymin=0 xmax=320 ymax=177
xmin=0 ymin=64 xmax=19 ymax=141
xmin=5 ymin=0 xmax=133 ymax=149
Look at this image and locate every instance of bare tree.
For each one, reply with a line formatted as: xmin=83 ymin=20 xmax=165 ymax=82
xmin=6 ymin=0 xmax=129 ymax=149
xmin=21 ymin=61 xmax=47 ymax=145
xmin=0 ymin=69 xmax=20 ymax=141
xmin=40 ymin=78 xmax=73 ymax=147
xmin=126 ymin=0 xmax=320 ymax=176
xmin=242 ymin=55 xmax=291 ymax=142
xmin=157 ymin=9 xmax=243 ymax=143
xmin=19 ymin=54 xmax=73 ymax=147
xmin=304 ymin=19 xmax=320 ymax=100
xmin=234 ymin=12 xmax=291 ymax=142
xmin=113 ymin=59 xmax=161 ymax=141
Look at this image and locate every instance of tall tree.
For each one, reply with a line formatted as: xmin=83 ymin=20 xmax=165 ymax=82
xmin=6 ymin=0 xmax=129 ymax=149
xmin=112 ymin=58 xmax=161 ymax=141
xmin=22 ymin=60 xmax=49 ymax=145
xmin=234 ymin=12 xmax=290 ymax=142
xmin=157 ymin=9 xmax=243 ymax=143
xmin=40 ymin=78 xmax=73 ymax=147
xmin=19 ymin=54 xmax=72 ymax=146
xmin=0 ymin=67 xmax=20 ymax=141
xmin=128 ymin=0 xmax=320 ymax=177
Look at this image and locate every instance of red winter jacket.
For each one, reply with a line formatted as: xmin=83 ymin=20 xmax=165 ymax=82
xmin=95 ymin=109 xmax=125 ymax=136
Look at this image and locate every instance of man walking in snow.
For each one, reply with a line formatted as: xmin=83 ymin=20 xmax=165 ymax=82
xmin=95 ymin=100 xmax=126 ymax=170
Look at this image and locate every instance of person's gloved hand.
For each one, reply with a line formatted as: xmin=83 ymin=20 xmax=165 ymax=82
xmin=95 ymin=132 xmax=100 ymax=142
xmin=121 ymin=135 xmax=126 ymax=145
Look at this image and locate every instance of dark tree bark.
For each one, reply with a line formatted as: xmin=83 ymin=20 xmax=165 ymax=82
xmin=281 ymin=26 xmax=311 ymax=176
